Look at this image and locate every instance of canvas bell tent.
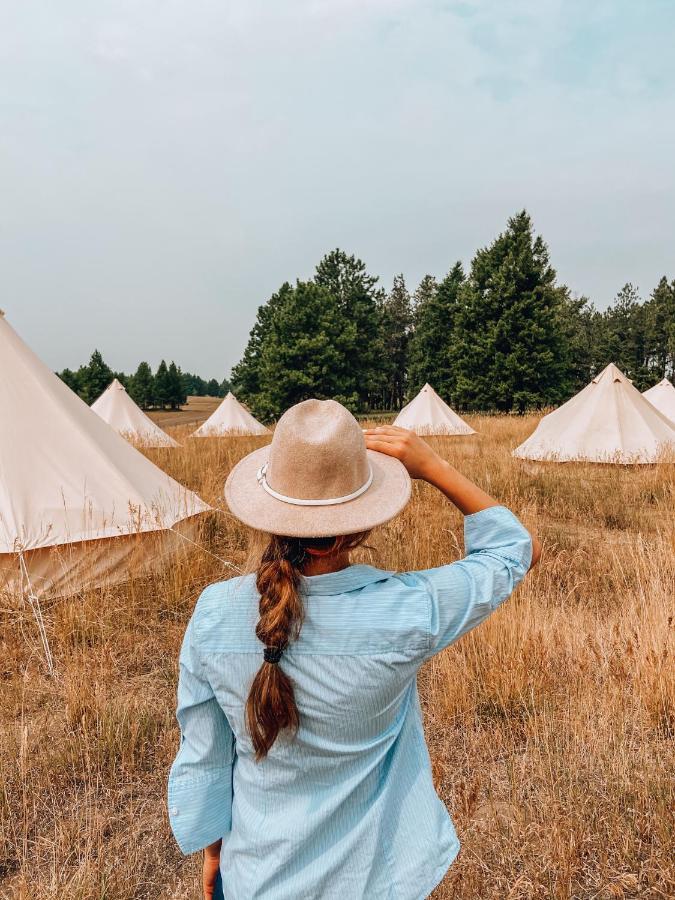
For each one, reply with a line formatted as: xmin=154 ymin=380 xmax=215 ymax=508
xmin=393 ymin=383 xmax=475 ymax=436
xmin=643 ymin=378 xmax=675 ymax=424
xmin=191 ymin=391 xmax=269 ymax=437
xmin=513 ymin=363 xmax=675 ymax=464
xmin=91 ymin=378 xmax=179 ymax=447
xmin=0 ymin=311 xmax=209 ymax=599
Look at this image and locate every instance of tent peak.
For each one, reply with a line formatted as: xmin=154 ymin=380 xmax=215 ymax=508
xmin=643 ymin=377 xmax=675 ymax=423
xmin=192 ymin=391 xmax=269 ymax=437
xmin=393 ymin=383 xmax=475 ymax=435
xmin=91 ymin=377 xmax=178 ymax=447
xmin=593 ymin=362 xmax=627 ymax=385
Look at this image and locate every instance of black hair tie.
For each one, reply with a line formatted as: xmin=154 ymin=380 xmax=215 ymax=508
xmin=264 ymin=646 xmax=284 ymax=664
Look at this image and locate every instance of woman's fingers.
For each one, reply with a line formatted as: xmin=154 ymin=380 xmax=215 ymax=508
xmin=364 ymin=433 xmax=402 ymax=443
xmin=364 ymin=439 xmax=403 ymax=457
xmin=363 ymin=425 xmax=408 ymax=435
xmin=364 ymin=433 xmax=408 ymax=447
xmin=365 ymin=426 xmax=414 ymax=461
xmin=366 ymin=426 xmax=442 ymax=480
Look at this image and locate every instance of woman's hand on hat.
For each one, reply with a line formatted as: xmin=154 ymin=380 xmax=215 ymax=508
xmin=363 ymin=425 xmax=442 ymax=480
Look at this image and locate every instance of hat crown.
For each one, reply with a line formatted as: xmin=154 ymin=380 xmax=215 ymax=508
xmin=266 ymin=400 xmax=369 ymax=502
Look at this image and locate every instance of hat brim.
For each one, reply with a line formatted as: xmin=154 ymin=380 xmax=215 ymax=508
xmin=224 ymin=445 xmax=411 ymax=538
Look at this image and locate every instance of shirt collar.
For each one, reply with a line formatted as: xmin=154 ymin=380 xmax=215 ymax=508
xmin=300 ymin=564 xmax=392 ymax=596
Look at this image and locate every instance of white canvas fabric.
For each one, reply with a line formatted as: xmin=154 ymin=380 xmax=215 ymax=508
xmin=0 ymin=518 xmax=202 ymax=599
xmin=0 ymin=312 xmax=209 ymax=593
xmin=513 ymin=363 xmax=675 ymax=464
xmin=643 ymin=378 xmax=675 ymax=424
xmin=192 ymin=392 xmax=269 ymax=437
xmin=91 ymin=378 xmax=179 ymax=447
xmin=393 ymin=383 xmax=475 ymax=435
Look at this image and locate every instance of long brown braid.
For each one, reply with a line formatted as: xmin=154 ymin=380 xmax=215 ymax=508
xmin=246 ymin=531 xmax=370 ymax=760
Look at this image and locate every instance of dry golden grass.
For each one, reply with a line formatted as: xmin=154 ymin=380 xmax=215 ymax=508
xmin=146 ymin=396 xmax=222 ymax=429
xmin=1 ymin=415 xmax=673 ymax=899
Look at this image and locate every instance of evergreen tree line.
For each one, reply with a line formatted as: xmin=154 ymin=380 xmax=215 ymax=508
xmin=58 ymin=353 xmax=231 ymax=410
xmin=232 ymin=211 xmax=675 ymax=420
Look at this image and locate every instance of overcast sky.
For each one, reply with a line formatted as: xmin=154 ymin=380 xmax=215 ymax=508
xmin=2 ymin=1 xmax=674 ymax=378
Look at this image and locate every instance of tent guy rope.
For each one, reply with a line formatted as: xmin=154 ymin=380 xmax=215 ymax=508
xmin=18 ymin=550 xmax=55 ymax=676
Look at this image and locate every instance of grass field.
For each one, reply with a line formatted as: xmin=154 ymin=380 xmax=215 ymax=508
xmin=146 ymin=395 xmax=222 ymax=429
xmin=1 ymin=415 xmax=673 ymax=899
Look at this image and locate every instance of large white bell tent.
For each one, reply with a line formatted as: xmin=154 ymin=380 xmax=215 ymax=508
xmin=0 ymin=311 xmax=209 ymax=601
xmin=91 ymin=378 xmax=179 ymax=447
xmin=642 ymin=377 xmax=675 ymax=424
xmin=393 ymin=383 xmax=475 ymax=436
xmin=191 ymin=391 xmax=269 ymax=437
xmin=513 ymin=363 xmax=675 ymax=464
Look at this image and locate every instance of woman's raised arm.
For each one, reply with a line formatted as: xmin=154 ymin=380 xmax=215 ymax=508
xmin=364 ymin=425 xmax=541 ymax=566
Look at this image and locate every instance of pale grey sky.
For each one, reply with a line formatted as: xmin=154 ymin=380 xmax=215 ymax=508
xmin=2 ymin=0 xmax=674 ymax=379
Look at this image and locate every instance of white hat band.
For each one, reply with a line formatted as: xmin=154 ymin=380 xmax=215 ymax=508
xmin=256 ymin=462 xmax=373 ymax=507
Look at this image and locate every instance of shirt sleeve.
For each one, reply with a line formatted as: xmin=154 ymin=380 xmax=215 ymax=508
xmin=167 ymin=605 xmax=235 ymax=855
xmin=409 ymin=506 xmax=533 ymax=659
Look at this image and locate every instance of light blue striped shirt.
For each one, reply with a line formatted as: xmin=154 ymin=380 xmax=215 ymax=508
xmin=168 ymin=506 xmax=532 ymax=899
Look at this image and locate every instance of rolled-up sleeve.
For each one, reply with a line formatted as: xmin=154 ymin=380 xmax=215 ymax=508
xmin=412 ymin=506 xmax=532 ymax=658
xmin=168 ymin=608 xmax=234 ymax=855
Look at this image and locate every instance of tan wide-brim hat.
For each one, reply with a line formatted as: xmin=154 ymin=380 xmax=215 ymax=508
xmin=225 ymin=399 xmax=411 ymax=537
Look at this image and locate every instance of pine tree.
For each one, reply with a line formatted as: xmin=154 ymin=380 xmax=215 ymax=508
xmin=206 ymin=378 xmax=220 ymax=396
xmin=378 ymin=275 xmax=412 ymax=409
xmin=218 ymin=378 xmax=231 ymax=397
xmin=406 ymin=276 xmax=437 ymax=397
xmin=75 ymin=365 xmax=89 ymax=398
xmin=644 ymin=276 xmax=675 ymax=378
xmin=154 ymin=360 xmax=171 ymax=409
xmin=231 ymin=283 xmax=294 ymax=407
xmin=254 ymin=280 xmax=359 ymax=420
xmin=183 ymin=373 xmax=208 ymax=396
xmin=166 ymin=362 xmax=186 ymax=409
xmin=453 ymin=211 xmax=571 ymax=412
xmin=129 ymin=362 xmax=155 ymax=409
xmin=599 ymin=284 xmax=650 ymax=387
xmin=314 ymin=250 xmax=383 ymax=409
xmin=58 ymin=368 xmax=81 ymax=395
xmin=82 ymin=350 xmax=113 ymax=404
xmin=233 ymin=254 xmax=383 ymax=415
xmin=556 ymin=296 xmax=604 ymax=392
xmin=407 ymin=264 xmax=464 ymax=402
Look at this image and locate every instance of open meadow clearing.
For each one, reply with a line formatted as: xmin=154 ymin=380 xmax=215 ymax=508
xmin=1 ymin=414 xmax=673 ymax=900
xmin=146 ymin=396 xmax=223 ymax=430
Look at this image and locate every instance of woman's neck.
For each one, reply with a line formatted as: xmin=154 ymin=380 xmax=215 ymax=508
xmin=301 ymin=551 xmax=352 ymax=577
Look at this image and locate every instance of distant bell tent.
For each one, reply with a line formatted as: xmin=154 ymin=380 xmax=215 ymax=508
xmin=393 ymin=383 xmax=475 ymax=436
xmin=0 ymin=311 xmax=209 ymax=604
xmin=513 ymin=363 xmax=675 ymax=464
xmin=191 ymin=391 xmax=270 ymax=437
xmin=642 ymin=377 xmax=675 ymax=424
xmin=91 ymin=378 xmax=179 ymax=447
